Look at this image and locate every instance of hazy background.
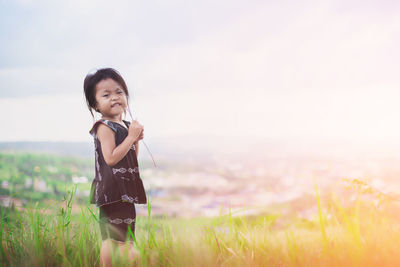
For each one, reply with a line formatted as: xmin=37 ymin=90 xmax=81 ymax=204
xmin=1 ymin=0 xmax=400 ymax=157
xmin=2 ymin=0 xmax=400 ymax=219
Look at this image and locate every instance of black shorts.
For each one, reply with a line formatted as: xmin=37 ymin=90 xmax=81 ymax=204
xmin=99 ymin=201 xmax=136 ymax=242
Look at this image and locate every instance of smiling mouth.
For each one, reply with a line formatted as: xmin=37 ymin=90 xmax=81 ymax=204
xmin=111 ymin=103 xmax=122 ymax=108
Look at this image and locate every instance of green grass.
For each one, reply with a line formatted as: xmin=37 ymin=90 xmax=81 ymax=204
xmin=1 ymin=181 xmax=400 ymax=266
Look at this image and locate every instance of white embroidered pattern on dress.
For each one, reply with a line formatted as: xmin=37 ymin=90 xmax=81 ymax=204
xmin=95 ymin=182 xmax=99 ymax=202
xmin=123 ymin=218 xmax=135 ymax=224
xmin=112 ymin=167 xmax=127 ymax=174
xmin=108 ymin=218 xmax=136 ymax=224
xmin=95 ymin=149 xmax=102 ymax=181
xmin=108 ymin=218 xmax=122 ymax=224
xmin=121 ymin=194 xmax=138 ymax=203
xmin=128 ymin=167 xmax=139 ymax=174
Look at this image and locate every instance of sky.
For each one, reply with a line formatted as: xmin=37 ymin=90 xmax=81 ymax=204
xmin=1 ymin=0 xmax=400 ymax=151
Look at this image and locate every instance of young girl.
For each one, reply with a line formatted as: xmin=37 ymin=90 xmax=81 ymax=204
xmin=83 ymin=68 xmax=147 ymax=266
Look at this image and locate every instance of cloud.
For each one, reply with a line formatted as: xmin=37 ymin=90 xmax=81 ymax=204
xmin=1 ymin=0 xmax=399 ymax=97
xmin=1 ymin=0 xmax=400 ymax=144
xmin=0 ymin=94 xmax=91 ymax=141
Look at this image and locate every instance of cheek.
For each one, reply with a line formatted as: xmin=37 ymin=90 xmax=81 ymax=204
xmin=94 ymin=94 xmax=101 ymax=105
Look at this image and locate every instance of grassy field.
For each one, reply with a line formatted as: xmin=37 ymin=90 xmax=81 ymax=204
xmin=1 ymin=182 xmax=400 ymax=266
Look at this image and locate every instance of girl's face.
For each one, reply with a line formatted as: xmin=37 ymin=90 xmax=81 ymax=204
xmin=94 ymin=78 xmax=128 ymax=119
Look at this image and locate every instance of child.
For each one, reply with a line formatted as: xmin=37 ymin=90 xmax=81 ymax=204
xmin=83 ymin=68 xmax=147 ymax=266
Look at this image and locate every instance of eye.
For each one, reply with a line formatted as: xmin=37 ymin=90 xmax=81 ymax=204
xmin=118 ymin=91 xmax=124 ymax=94
xmin=103 ymin=94 xmax=109 ymax=97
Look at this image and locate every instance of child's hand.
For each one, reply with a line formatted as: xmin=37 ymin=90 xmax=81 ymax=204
xmin=137 ymin=129 xmax=144 ymax=141
xmin=128 ymin=120 xmax=144 ymax=142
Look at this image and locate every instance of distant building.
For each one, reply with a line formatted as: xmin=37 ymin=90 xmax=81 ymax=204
xmin=1 ymin=181 xmax=8 ymax=189
xmin=72 ymin=175 xmax=88 ymax=184
xmin=0 ymin=196 xmax=26 ymax=208
xmin=46 ymin=165 xmax=58 ymax=173
xmin=25 ymin=178 xmax=33 ymax=188
xmin=34 ymin=178 xmax=48 ymax=192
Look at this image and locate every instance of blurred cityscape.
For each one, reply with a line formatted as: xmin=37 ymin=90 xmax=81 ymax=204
xmin=2 ymin=138 xmax=400 ymax=218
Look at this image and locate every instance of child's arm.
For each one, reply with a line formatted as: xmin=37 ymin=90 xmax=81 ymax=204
xmin=97 ymin=123 xmax=141 ymax=167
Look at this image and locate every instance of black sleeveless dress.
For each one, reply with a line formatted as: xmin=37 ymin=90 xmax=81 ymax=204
xmin=89 ymin=119 xmax=147 ymax=207
xmin=89 ymin=119 xmax=147 ymax=241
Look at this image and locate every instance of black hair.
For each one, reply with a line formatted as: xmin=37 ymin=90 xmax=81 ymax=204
xmin=83 ymin=68 xmax=130 ymax=119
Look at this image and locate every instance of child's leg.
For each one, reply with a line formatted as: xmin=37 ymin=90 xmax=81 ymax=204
xmin=99 ymin=239 xmax=113 ymax=267
xmin=100 ymin=239 xmax=139 ymax=267
xmin=98 ymin=202 xmax=137 ymax=266
xmin=116 ymin=241 xmax=139 ymax=264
